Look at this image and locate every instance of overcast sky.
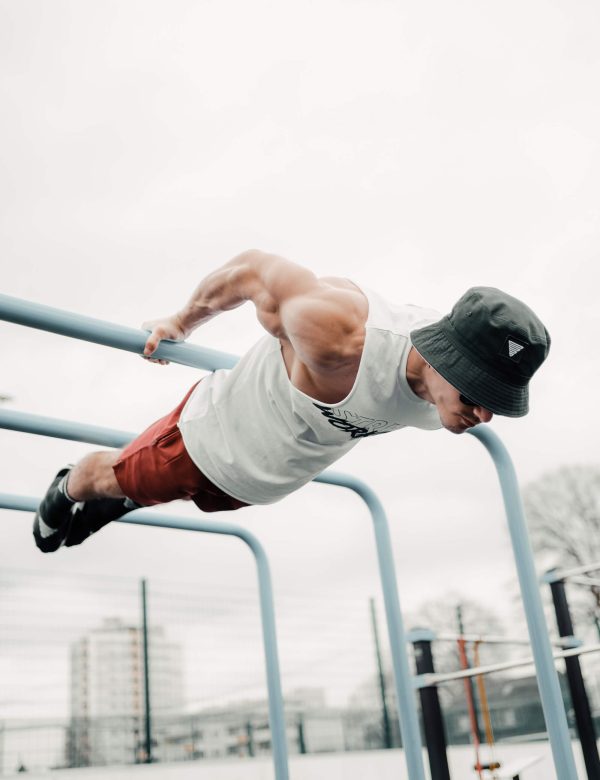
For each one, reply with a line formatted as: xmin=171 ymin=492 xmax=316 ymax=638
xmin=1 ymin=0 xmax=599 ymax=713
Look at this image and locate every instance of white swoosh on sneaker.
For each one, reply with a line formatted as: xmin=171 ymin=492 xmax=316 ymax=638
xmin=37 ymin=512 xmax=59 ymax=539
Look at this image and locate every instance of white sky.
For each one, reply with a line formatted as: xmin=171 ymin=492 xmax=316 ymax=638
xmin=1 ymin=0 xmax=600 ymax=712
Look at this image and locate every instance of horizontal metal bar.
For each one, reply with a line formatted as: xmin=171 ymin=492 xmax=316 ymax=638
xmin=414 ymin=643 xmax=600 ymax=689
xmin=0 ymin=408 xmax=134 ymax=448
xmin=568 ymin=575 xmax=600 ymax=589
xmin=542 ymin=561 xmax=600 ymax=583
xmin=0 ymin=292 xmax=238 ymax=371
xmin=416 ymin=631 xmax=568 ymax=648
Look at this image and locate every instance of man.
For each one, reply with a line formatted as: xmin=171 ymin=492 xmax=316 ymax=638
xmin=33 ymin=249 xmax=551 ymax=552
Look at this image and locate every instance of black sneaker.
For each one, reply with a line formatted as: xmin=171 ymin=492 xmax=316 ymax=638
xmin=33 ymin=467 xmax=76 ymax=553
xmin=33 ymin=467 xmax=140 ymax=553
xmin=63 ymin=496 xmax=140 ymax=548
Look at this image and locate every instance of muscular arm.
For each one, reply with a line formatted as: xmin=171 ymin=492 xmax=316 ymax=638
xmin=144 ymin=250 xmax=367 ymax=377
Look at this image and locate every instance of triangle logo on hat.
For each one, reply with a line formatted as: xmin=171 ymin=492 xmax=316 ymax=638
xmin=501 ymin=336 xmax=527 ymax=363
xmin=508 ymin=340 xmax=524 ymax=357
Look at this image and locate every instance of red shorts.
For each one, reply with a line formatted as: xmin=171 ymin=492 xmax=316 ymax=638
xmin=113 ymin=382 xmax=249 ymax=513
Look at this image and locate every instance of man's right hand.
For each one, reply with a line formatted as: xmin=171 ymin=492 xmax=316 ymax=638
xmin=141 ymin=314 xmax=189 ymax=365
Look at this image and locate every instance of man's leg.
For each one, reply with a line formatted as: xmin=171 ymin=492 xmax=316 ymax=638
xmin=67 ymin=451 xmax=125 ymax=500
xmin=33 ymin=451 xmax=140 ymax=554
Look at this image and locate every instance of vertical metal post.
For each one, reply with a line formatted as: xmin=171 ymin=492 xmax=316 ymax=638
xmin=549 ymin=576 xmax=600 ymax=780
xmin=411 ymin=631 xmax=452 ymax=780
xmin=317 ymin=471 xmax=427 ymax=780
xmin=141 ymin=578 xmax=153 ymax=763
xmin=370 ymin=597 xmax=393 ymax=749
xmin=467 ymin=427 xmax=578 ymax=780
xmin=297 ymin=716 xmax=306 ymax=754
xmin=246 ymin=720 xmax=255 ymax=757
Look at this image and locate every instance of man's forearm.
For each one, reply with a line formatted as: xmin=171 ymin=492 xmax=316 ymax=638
xmin=176 ymin=250 xmax=259 ymax=333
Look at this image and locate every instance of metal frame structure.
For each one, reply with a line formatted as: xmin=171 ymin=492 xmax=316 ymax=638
xmin=542 ymin=564 xmax=600 ymax=779
xmin=409 ymin=625 xmax=600 ymax=780
xmin=0 ymin=492 xmax=290 ymax=778
xmin=0 ymin=292 xmax=580 ymax=779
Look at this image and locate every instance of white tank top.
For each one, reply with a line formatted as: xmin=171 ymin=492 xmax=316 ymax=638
xmin=178 ymin=287 xmax=442 ymax=504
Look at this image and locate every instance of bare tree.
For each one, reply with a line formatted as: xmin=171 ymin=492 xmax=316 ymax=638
xmin=407 ymin=593 xmax=508 ymax=673
xmin=523 ymin=464 xmax=600 ymax=635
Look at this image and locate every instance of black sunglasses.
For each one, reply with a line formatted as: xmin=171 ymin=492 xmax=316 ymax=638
xmin=459 ymin=394 xmax=477 ymax=407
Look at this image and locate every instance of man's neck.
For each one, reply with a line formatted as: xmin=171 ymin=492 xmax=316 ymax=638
xmin=405 ymin=347 xmax=432 ymax=403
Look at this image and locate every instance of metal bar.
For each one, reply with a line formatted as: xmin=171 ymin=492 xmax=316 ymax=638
xmin=542 ymin=561 xmax=600 ymax=582
xmin=412 ymin=637 xmax=451 ymax=780
xmin=0 ymin=408 xmax=134 ymax=448
xmin=315 ymin=470 xmax=426 ymax=780
xmin=0 ymin=292 xmax=238 ymax=371
xmin=567 ymin=576 xmax=600 ymax=589
xmin=549 ymin=578 xmax=600 ymax=780
xmin=140 ymin=579 xmax=153 ymax=763
xmin=456 ymin=604 xmax=482 ymax=747
xmin=0 ymin=493 xmax=289 ymax=780
xmin=370 ymin=597 xmax=393 ymax=749
xmin=0 ymin=294 xmax=430 ymax=778
xmin=431 ymin=632 xmax=568 ymax=648
xmin=414 ymin=643 xmax=600 ymax=688
xmin=0 ymin=406 xmax=428 ymax=780
xmin=466 ymin=426 xmax=579 ymax=780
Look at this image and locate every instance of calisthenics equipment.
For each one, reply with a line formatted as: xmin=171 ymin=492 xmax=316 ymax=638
xmin=542 ymin=563 xmax=600 ymax=780
xmin=410 ymin=626 xmax=600 ymax=780
xmin=0 ymin=292 xmax=580 ymax=780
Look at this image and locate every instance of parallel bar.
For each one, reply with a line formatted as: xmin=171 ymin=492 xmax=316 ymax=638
xmin=415 ymin=644 xmax=600 ymax=688
xmin=405 ymin=630 xmax=570 ymax=648
xmin=315 ymin=470 xmax=426 ymax=780
xmin=0 ymin=292 xmax=238 ymax=371
xmin=0 ymin=408 xmax=133 ymax=448
xmin=0 ymin=493 xmax=289 ymax=780
xmin=542 ymin=561 xmax=600 ymax=582
xmin=1 ymin=406 xmax=429 ymax=780
xmin=568 ymin=576 xmax=600 ymax=589
xmin=1 ymin=294 xmax=430 ymax=778
xmin=467 ymin=426 xmax=579 ymax=780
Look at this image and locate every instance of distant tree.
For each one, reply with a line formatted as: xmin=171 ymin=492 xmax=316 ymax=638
xmin=406 ymin=593 xmax=508 ymax=675
xmin=523 ymin=464 xmax=600 ymax=635
xmin=349 ymin=595 xmax=511 ymax=742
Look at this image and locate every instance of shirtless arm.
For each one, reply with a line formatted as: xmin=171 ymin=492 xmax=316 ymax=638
xmin=143 ymin=250 xmax=368 ymax=379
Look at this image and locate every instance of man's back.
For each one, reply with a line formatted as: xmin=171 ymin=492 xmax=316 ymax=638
xmin=177 ymin=285 xmax=442 ymax=505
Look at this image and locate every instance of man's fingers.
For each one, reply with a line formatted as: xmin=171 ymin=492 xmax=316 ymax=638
xmin=143 ymin=327 xmax=164 ymax=356
xmin=143 ymin=337 xmax=157 ymax=356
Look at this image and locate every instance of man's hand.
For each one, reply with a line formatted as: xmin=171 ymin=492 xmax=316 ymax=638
xmin=141 ymin=314 xmax=189 ymax=365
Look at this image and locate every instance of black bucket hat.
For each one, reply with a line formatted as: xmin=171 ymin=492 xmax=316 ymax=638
xmin=410 ymin=287 xmax=551 ymax=417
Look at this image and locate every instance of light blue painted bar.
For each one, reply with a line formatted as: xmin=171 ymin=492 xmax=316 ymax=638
xmin=0 ymin=293 xmax=238 ymax=370
xmin=467 ymin=426 xmax=578 ymax=780
xmin=0 ymin=408 xmax=134 ymax=448
xmin=0 ymin=407 xmax=428 ymax=780
xmin=0 ymin=492 xmax=289 ymax=780
xmin=315 ymin=470 xmax=426 ymax=780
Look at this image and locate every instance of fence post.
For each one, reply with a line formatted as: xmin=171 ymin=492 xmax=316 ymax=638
xmin=140 ymin=579 xmax=153 ymax=764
